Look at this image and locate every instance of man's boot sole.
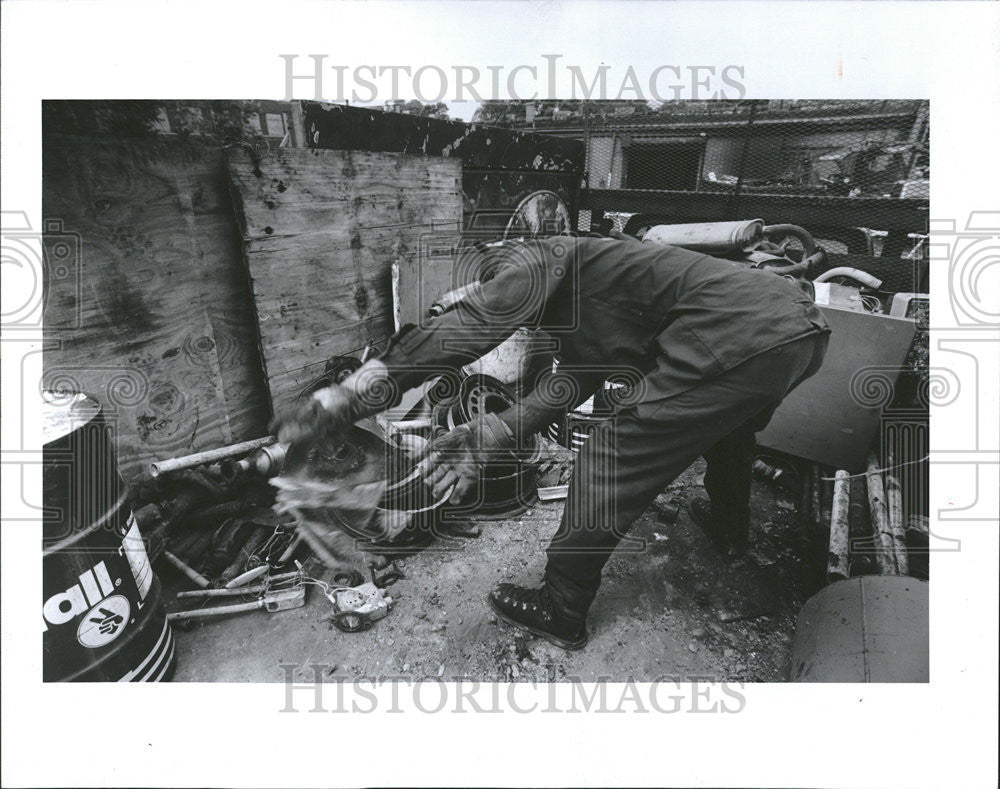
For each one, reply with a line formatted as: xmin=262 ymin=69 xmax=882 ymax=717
xmin=487 ymin=594 xmax=588 ymax=651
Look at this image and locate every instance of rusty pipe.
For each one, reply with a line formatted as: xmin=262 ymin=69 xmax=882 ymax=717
xmin=866 ymin=453 xmax=897 ymax=575
xmin=826 ymin=470 xmax=851 ymax=583
xmin=219 ymin=443 xmax=288 ymax=482
xmin=150 ymin=436 xmax=277 ymax=478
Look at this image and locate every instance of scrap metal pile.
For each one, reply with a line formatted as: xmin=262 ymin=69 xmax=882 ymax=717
xmin=143 ymin=364 xmax=562 ymax=635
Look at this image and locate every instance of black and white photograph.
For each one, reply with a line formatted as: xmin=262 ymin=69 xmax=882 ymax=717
xmin=2 ymin=2 xmax=998 ymax=787
xmin=38 ymin=97 xmax=932 ymax=684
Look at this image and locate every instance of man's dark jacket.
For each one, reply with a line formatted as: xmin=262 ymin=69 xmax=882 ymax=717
xmin=383 ymin=236 xmax=829 ymax=410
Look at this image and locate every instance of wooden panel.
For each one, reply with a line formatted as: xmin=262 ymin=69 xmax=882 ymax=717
xmin=301 ymin=102 xmax=586 ymax=235
xmin=757 ymin=306 xmax=918 ymax=471
xmin=226 ymin=147 xmax=462 ymax=412
xmin=395 ymin=251 xmax=460 ymax=329
xmin=42 ymin=135 xmax=271 ymax=479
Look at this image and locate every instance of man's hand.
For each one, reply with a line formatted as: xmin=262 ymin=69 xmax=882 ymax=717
xmin=415 ymin=412 xmax=516 ymax=504
xmin=271 ymin=385 xmax=356 ymax=448
xmin=270 ymin=359 xmax=396 ymax=449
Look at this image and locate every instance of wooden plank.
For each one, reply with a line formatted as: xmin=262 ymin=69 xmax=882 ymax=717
xmin=394 ymin=249 xmax=463 ymax=328
xmin=226 ymin=147 xmax=462 ymax=412
xmin=301 ymin=102 xmax=586 ymax=234
xmin=42 ymin=135 xmax=271 ymax=479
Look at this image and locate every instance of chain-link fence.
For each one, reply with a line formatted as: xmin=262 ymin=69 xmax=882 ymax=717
xmin=567 ymin=99 xmax=930 ymax=291
xmin=580 ymin=100 xmax=927 ymax=199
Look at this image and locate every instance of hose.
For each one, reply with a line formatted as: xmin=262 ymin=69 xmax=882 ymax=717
xmin=763 ymin=224 xmax=817 ymax=256
xmin=813 ymin=267 xmax=883 ymax=289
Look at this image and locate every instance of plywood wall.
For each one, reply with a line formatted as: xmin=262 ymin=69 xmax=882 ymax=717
xmin=42 ymin=135 xmax=271 ymax=479
xmin=301 ymin=102 xmax=585 ymax=236
xmin=225 ymin=147 xmax=463 ymax=413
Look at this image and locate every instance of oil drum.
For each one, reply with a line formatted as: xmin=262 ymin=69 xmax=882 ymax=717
xmin=789 ymin=576 xmax=928 ymax=682
xmin=42 ymin=391 xmax=176 ymax=682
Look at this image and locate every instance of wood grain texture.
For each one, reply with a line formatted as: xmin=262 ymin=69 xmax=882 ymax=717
xmin=301 ymin=102 xmax=586 ymax=233
xmin=42 ymin=135 xmax=270 ymax=479
xmin=226 ymin=147 xmax=462 ymax=412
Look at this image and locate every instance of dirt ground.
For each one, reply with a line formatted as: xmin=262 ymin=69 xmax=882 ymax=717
xmin=168 ymin=456 xmax=821 ymax=683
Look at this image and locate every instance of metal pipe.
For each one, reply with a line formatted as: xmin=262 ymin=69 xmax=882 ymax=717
xmin=809 ymin=465 xmax=823 ymax=540
xmin=826 ymin=470 xmax=851 ymax=583
xmin=390 ymin=418 xmax=434 ymax=431
xmin=219 ymin=443 xmax=288 ymax=482
xmin=428 ymin=283 xmax=481 ymax=317
xmin=177 ymin=582 xmax=271 ymax=599
xmin=643 ymin=219 xmax=765 ymax=254
xmin=150 ymin=436 xmax=277 ymax=478
xmin=848 ymin=476 xmax=872 ymax=575
xmin=885 ymin=445 xmax=909 ymax=576
xmin=162 ymin=550 xmax=211 ymax=588
xmin=865 ymin=453 xmax=897 ymax=575
xmin=277 ymin=532 xmax=304 ymax=564
xmin=813 ymin=267 xmax=883 ymax=289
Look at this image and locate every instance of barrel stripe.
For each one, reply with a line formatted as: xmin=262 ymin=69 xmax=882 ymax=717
xmin=149 ymin=640 xmax=176 ymax=682
xmin=117 ymin=618 xmax=169 ymax=682
xmin=137 ymin=627 xmax=174 ymax=682
xmin=78 ymin=569 xmax=101 ymax=606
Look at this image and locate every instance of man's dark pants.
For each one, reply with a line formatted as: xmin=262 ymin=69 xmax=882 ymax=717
xmin=544 ymin=332 xmax=829 ymax=614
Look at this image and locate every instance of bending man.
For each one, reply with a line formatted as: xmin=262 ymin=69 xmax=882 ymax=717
xmin=277 ymin=235 xmax=830 ymax=650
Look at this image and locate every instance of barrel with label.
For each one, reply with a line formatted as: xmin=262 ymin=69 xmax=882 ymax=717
xmin=42 ymin=392 xmax=176 ymax=682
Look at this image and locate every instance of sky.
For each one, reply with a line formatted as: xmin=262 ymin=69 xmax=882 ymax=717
xmin=446 ymin=101 xmax=481 ymax=122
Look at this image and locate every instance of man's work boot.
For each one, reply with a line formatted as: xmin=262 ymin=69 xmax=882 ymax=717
xmin=487 ymin=583 xmax=588 ymax=650
xmin=688 ymin=497 xmax=749 ymax=557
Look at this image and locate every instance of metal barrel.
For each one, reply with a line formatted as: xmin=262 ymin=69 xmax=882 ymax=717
xmin=789 ymin=576 xmax=928 ymax=682
xmin=642 ymin=219 xmax=765 ymax=254
xmin=42 ymin=391 xmax=176 ymax=682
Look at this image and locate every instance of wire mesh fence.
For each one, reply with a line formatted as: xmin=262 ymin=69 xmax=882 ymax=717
xmin=578 ymin=100 xmax=928 ymax=199
xmin=568 ymin=99 xmax=930 ymax=281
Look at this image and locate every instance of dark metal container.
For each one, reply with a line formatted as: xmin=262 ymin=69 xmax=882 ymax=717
xmin=42 ymin=392 xmax=176 ymax=682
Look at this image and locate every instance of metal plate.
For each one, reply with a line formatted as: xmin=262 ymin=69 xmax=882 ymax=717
xmin=757 ymin=306 xmax=918 ymax=471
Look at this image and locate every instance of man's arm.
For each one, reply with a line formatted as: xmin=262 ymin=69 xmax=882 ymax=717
xmin=379 ymin=239 xmax=569 ymax=393
xmin=493 ymin=365 xmax=608 ymax=450
xmin=415 ymin=363 xmax=607 ymax=502
xmin=273 ymin=238 xmax=573 ymax=446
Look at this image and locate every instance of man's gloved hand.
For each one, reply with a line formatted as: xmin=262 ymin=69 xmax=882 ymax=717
xmin=270 ymin=384 xmax=357 ymax=448
xmin=270 ymin=359 xmax=396 ymax=449
xmin=415 ymin=412 xmax=516 ymax=504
